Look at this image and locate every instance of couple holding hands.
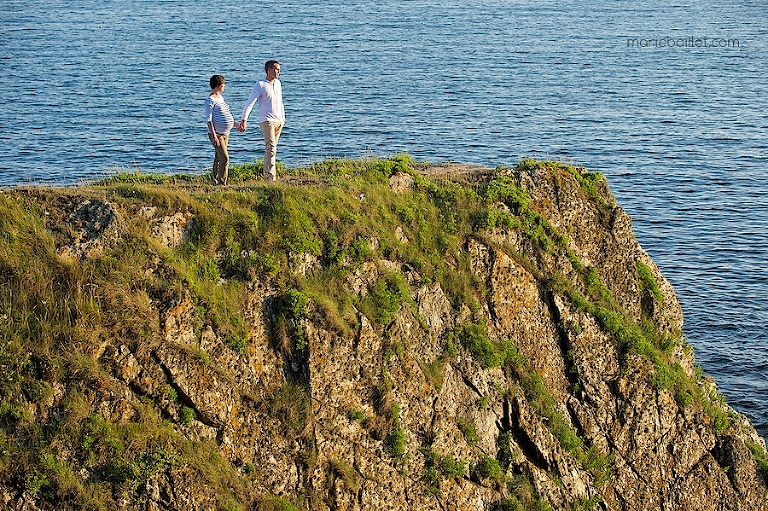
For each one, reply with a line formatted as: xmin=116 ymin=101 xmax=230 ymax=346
xmin=205 ymin=60 xmax=285 ymax=185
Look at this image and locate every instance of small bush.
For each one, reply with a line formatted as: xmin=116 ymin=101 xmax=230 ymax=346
xmin=457 ymin=323 xmax=523 ymax=370
xmin=360 ymin=272 xmax=412 ymax=327
xmin=180 ymin=406 xmax=196 ymax=426
xmin=385 ymin=402 xmax=407 ymax=463
xmin=330 ymin=459 xmax=359 ymax=491
xmin=458 ymin=322 xmax=499 ymax=368
xmin=636 ymin=261 xmax=663 ymax=304
xmin=347 ymin=409 xmax=366 ymax=422
xmin=226 ymin=332 xmax=248 ymax=354
xmin=582 ymin=446 xmax=614 ymax=487
xmin=276 ymin=289 xmax=311 ymax=351
xmin=420 ymin=447 xmax=466 ymax=494
xmin=438 ymin=455 xmax=466 ymax=479
xmin=497 ymin=431 xmax=515 ymax=469
xmin=348 ymin=236 xmax=375 ymax=263
xmin=574 ymin=495 xmax=603 ymax=511
xmin=456 ymin=417 xmax=479 ymax=446
xmin=196 ymin=255 xmax=221 ymax=282
xmin=419 ymin=354 xmax=448 ymax=391
xmin=747 ymin=441 xmax=768 ymax=477
xmin=386 ymin=425 xmax=406 ymax=461
xmin=474 ymin=455 xmax=506 ymax=486
xmin=498 ymin=496 xmax=525 ymax=511
xmin=22 ymin=380 xmax=53 ymax=403
xmin=259 ymin=496 xmax=299 ymax=511
xmin=105 ymin=448 xmax=181 ymax=495
xmin=271 ymin=384 xmax=310 ymax=436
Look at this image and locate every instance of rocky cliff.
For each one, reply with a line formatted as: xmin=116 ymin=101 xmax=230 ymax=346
xmin=0 ymin=157 xmax=766 ymax=511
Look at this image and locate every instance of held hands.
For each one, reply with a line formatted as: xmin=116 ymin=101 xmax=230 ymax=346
xmin=236 ymin=119 xmax=247 ymax=132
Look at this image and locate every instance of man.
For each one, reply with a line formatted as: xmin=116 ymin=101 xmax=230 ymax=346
xmin=238 ymin=60 xmax=285 ymax=182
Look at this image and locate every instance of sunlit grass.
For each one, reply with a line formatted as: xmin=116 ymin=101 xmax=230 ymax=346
xmin=0 ymin=154 xmax=756 ymax=508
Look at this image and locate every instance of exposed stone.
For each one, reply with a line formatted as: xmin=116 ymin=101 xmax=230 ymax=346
xmin=389 ymin=172 xmax=414 ymax=193
xmin=395 ymin=225 xmax=409 ymax=244
xmin=6 ymin=164 xmax=767 ymax=511
xmin=289 ymin=251 xmax=320 ymax=277
xmin=58 ymin=199 xmax=125 ymax=258
xmin=150 ymin=210 xmax=194 ymax=248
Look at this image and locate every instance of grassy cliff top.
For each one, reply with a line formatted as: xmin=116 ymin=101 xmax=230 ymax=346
xmin=3 ymin=154 xmax=764 ymax=510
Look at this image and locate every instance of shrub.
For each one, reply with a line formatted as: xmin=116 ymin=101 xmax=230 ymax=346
xmin=271 ymin=383 xmax=310 ymax=436
xmin=457 ymin=323 xmax=523 ymax=370
xmin=104 ymin=449 xmax=181 ymax=495
xmin=474 ymin=455 xmax=505 ymax=486
xmin=420 ymin=447 xmax=467 ymax=494
xmin=458 ymin=322 xmax=500 ymax=368
xmin=330 ymin=459 xmax=359 ymax=491
xmin=419 ymin=355 xmax=447 ymax=390
xmin=574 ymin=495 xmax=603 ymax=511
xmin=498 ymin=496 xmax=525 ymax=511
xmin=386 ymin=425 xmax=406 ymax=462
xmin=348 ymin=236 xmax=375 ymax=263
xmin=180 ymin=406 xmax=196 ymax=426
xmin=276 ymin=289 xmax=311 ymax=351
xmin=226 ymin=332 xmax=248 ymax=354
xmin=196 ymin=255 xmax=220 ymax=282
xmin=385 ymin=403 xmax=407 ymax=463
xmin=747 ymin=441 xmax=768 ymax=477
xmin=360 ymin=272 xmax=411 ymax=327
xmin=636 ymin=261 xmax=663 ymax=304
xmin=456 ymin=417 xmax=479 ymax=446
xmin=347 ymin=409 xmax=366 ymax=422
xmin=259 ymin=496 xmax=299 ymax=511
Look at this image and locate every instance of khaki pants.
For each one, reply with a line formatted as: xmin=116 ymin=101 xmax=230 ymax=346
xmin=260 ymin=121 xmax=284 ymax=181
xmin=211 ymin=133 xmax=230 ymax=185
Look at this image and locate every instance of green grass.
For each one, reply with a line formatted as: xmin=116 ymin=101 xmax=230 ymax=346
xmin=0 ymin=154 xmax=754 ymax=509
xmin=385 ymin=402 xmax=407 ymax=465
xmin=456 ymin=417 xmax=480 ymax=446
xmin=636 ymin=261 xmax=664 ymax=304
xmin=747 ymin=441 xmax=768 ymax=477
xmin=358 ymin=271 xmax=413 ymax=327
xmin=420 ymin=446 xmax=467 ymax=495
xmin=259 ymin=495 xmax=299 ymax=511
xmin=474 ymin=455 xmax=506 ymax=485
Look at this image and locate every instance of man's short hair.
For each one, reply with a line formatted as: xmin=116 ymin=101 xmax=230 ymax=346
xmin=209 ymin=74 xmax=225 ymax=89
xmin=265 ymin=60 xmax=280 ymax=73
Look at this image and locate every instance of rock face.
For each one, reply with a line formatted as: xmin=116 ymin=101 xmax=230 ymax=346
xmin=1 ymin=163 xmax=766 ymax=511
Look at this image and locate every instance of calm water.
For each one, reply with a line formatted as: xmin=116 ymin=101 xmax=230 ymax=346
xmin=2 ymin=0 xmax=766 ymax=440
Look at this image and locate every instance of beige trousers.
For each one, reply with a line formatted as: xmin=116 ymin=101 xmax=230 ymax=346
xmin=211 ymin=133 xmax=230 ymax=185
xmin=260 ymin=121 xmax=284 ymax=181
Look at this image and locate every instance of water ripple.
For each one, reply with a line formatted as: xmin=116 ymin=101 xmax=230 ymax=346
xmin=1 ymin=0 xmax=766 ymax=440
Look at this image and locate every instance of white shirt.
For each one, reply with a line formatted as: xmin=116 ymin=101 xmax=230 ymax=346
xmin=241 ymin=78 xmax=285 ymax=124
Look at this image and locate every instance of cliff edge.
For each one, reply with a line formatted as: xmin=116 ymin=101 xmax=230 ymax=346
xmin=0 ymin=156 xmax=766 ymax=510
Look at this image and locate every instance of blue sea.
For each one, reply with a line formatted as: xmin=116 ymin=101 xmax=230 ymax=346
xmin=2 ymin=0 xmax=766 ymax=440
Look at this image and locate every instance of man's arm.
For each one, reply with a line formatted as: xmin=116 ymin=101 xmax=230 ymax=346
xmin=239 ymin=82 xmax=262 ymax=131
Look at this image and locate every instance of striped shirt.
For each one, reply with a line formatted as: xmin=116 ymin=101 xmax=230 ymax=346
xmin=205 ymin=95 xmax=235 ymax=135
